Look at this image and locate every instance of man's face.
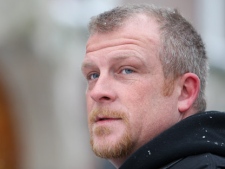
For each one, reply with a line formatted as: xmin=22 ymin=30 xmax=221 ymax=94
xmin=82 ymin=15 xmax=182 ymax=161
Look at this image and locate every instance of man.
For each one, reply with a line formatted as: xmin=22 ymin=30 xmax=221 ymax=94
xmin=81 ymin=4 xmax=225 ymax=169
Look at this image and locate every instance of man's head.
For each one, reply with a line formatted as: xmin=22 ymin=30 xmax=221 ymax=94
xmin=81 ymin=4 xmax=208 ymax=167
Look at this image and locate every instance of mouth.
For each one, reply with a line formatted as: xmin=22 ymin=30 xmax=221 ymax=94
xmin=95 ymin=116 xmax=122 ymax=123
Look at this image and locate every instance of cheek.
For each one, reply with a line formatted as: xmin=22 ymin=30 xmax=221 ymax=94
xmin=124 ymin=82 xmax=160 ymax=107
xmin=86 ymin=95 xmax=93 ymax=113
xmin=123 ymin=85 xmax=154 ymax=122
xmin=124 ymin=81 xmax=166 ymax=122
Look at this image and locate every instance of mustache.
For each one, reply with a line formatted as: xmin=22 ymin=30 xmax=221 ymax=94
xmin=89 ymin=108 xmax=128 ymax=124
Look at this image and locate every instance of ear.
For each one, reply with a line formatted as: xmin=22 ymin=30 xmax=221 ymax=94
xmin=178 ymin=73 xmax=200 ymax=113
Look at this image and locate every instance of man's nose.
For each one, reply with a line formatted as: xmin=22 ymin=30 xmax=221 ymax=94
xmin=89 ymin=75 xmax=116 ymax=103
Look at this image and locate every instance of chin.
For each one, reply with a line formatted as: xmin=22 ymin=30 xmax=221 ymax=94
xmin=90 ymin=128 xmax=134 ymax=159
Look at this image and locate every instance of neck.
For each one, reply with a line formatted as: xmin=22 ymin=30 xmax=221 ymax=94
xmin=181 ymin=108 xmax=199 ymax=120
xmin=109 ymin=156 xmax=128 ymax=169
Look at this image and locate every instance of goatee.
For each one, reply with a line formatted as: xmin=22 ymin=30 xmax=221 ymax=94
xmin=88 ymin=109 xmax=134 ymax=159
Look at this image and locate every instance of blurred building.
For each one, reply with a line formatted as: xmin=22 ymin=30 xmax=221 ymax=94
xmin=0 ymin=0 xmax=224 ymax=169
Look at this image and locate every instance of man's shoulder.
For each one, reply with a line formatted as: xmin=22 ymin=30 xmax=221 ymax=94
xmin=163 ymin=153 xmax=225 ymax=169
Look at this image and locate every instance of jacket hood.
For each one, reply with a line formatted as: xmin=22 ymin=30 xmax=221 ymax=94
xmin=120 ymin=111 xmax=225 ymax=169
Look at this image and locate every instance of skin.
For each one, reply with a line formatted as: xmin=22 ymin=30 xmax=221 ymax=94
xmin=82 ymin=14 xmax=200 ymax=168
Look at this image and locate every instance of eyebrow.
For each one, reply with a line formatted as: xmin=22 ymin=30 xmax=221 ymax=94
xmin=110 ymin=52 xmax=148 ymax=68
xmin=81 ymin=61 xmax=96 ymax=74
xmin=111 ymin=55 xmax=147 ymax=68
xmin=81 ymin=52 xmax=147 ymax=72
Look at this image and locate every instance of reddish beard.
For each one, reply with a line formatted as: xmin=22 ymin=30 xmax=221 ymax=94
xmin=88 ymin=109 xmax=134 ymax=159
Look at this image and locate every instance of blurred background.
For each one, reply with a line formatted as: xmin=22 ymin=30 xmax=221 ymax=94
xmin=0 ymin=0 xmax=224 ymax=169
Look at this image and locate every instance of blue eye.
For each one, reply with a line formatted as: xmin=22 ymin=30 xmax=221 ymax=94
xmin=122 ymin=68 xmax=134 ymax=74
xmin=89 ymin=73 xmax=99 ymax=80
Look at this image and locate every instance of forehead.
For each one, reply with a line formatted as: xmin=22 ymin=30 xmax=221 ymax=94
xmin=86 ymin=14 xmax=160 ymax=53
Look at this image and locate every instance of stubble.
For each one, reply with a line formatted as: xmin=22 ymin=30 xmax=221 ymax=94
xmin=89 ymin=109 xmax=133 ymax=159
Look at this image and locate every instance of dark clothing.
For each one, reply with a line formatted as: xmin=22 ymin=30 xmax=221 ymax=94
xmin=119 ymin=111 xmax=225 ymax=169
xmin=162 ymin=153 xmax=225 ymax=169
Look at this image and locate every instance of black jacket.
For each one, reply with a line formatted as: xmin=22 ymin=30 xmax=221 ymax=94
xmin=119 ymin=111 xmax=225 ymax=169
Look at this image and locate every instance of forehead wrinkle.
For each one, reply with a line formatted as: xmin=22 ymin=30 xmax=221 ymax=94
xmin=86 ymin=33 xmax=158 ymax=54
xmin=86 ymin=38 xmax=139 ymax=53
